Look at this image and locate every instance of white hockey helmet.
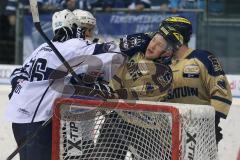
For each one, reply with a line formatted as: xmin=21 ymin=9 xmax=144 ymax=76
xmin=52 ymin=9 xmax=77 ymax=34
xmin=73 ymin=9 xmax=96 ymax=28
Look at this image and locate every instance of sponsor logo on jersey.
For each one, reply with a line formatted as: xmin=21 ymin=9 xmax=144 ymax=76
xmin=183 ymin=65 xmax=200 ymax=78
xmin=208 ymin=55 xmax=223 ymax=72
xmin=17 ymin=108 xmax=31 ymax=116
xmin=127 ymin=59 xmax=143 ymax=81
xmin=155 ymin=71 xmax=172 ymax=88
xmin=38 ymin=46 xmax=52 ymax=52
xmin=152 ymin=67 xmax=172 ymax=92
xmin=167 ymin=86 xmax=198 ymax=99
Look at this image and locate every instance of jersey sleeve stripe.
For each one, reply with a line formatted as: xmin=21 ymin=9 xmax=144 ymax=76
xmin=112 ymin=75 xmax=123 ymax=88
xmin=211 ymin=96 xmax=232 ymax=105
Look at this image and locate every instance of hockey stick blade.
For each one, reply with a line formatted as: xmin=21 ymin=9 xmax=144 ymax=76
xmin=6 ymin=117 xmax=52 ymax=160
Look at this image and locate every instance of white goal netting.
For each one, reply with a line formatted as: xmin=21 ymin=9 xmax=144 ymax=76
xmin=52 ymin=98 xmax=218 ymax=160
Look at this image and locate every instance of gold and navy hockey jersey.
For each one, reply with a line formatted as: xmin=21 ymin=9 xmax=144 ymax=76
xmin=167 ymin=48 xmax=232 ymax=118
xmin=109 ymin=52 xmax=173 ymax=101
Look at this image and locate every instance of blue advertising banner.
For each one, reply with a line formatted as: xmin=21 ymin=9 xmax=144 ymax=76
xmin=23 ymin=11 xmax=197 ymax=60
xmin=95 ymin=12 xmax=197 ymax=35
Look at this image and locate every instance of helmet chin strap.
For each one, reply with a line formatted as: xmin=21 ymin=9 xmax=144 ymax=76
xmin=154 ymin=45 xmax=173 ymax=64
xmin=160 ymin=44 xmax=174 ymax=57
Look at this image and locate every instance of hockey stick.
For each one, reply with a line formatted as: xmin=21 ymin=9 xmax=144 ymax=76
xmin=29 ymin=0 xmax=82 ymax=84
xmin=6 ymin=1 xmax=82 ymax=159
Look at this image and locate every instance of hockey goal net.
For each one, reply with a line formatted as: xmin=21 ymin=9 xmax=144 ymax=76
xmin=52 ymin=98 xmax=218 ymax=160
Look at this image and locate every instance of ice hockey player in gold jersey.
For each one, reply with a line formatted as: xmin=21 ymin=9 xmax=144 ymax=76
xmin=109 ymin=50 xmax=173 ymax=101
xmin=85 ymin=17 xmax=231 ymax=159
xmin=157 ymin=16 xmax=232 ymax=145
xmin=85 ymin=32 xmax=174 ymax=159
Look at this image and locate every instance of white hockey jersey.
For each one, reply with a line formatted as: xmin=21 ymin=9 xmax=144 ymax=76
xmin=5 ymin=38 xmax=124 ymax=123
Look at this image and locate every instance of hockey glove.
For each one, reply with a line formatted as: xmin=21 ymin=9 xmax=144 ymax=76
xmin=73 ymin=82 xmax=116 ymax=100
xmin=155 ymin=56 xmax=172 ymax=65
xmin=119 ymin=33 xmax=152 ymax=57
xmin=75 ymin=27 xmax=86 ymax=39
xmin=53 ymin=27 xmax=76 ymax=42
xmin=73 ymin=26 xmax=86 ymax=39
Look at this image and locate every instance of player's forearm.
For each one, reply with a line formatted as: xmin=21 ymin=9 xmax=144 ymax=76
xmin=209 ymin=76 xmax=232 ymax=118
xmin=211 ymin=98 xmax=232 ymax=119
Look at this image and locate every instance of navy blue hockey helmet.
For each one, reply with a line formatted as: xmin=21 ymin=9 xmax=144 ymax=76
xmin=158 ymin=16 xmax=192 ymax=49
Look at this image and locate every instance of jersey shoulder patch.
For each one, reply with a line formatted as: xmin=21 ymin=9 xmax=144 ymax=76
xmin=186 ymin=49 xmax=225 ymax=76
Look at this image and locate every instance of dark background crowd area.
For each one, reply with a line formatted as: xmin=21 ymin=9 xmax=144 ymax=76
xmin=0 ymin=0 xmax=240 ymax=65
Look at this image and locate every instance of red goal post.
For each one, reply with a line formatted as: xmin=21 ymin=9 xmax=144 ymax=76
xmin=52 ymin=98 xmax=218 ymax=160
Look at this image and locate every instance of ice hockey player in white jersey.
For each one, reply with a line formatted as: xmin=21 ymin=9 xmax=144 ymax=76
xmin=5 ymin=9 xmax=123 ymax=160
xmin=71 ymin=9 xmax=124 ymax=84
xmin=73 ymin=9 xmax=96 ymax=41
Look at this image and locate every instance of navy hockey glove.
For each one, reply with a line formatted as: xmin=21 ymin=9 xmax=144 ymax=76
xmin=53 ymin=27 xmax=77 ymax=42
xmin=74 ymin=82 xmax=116 ymax=100
xmin=119 ymin=33 xmax=152 ymax=57
xmin=91 ymin=82 xmax=116 ymax=99
xmin=74 ymin=27 xmax=86 ymax=39
xmin=70 ymin=74 xmax=115 ymax=99
xmin=155 ymin=56 xmax=172 ymax=65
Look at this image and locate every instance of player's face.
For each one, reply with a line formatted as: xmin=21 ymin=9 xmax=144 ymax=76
xmin=84 ymin=24 xmax=95 ymax=38
xmin=145 ymin=34 xmax=172 ymax=60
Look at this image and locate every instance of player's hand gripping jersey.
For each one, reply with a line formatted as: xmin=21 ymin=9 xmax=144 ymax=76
xmin=167 ymin=49 xmax=232 ymax=117
xmin=5 ymin=38 xmax=124 ymax=123
xmin=110 ymin=52 xmax=173 ymax=101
